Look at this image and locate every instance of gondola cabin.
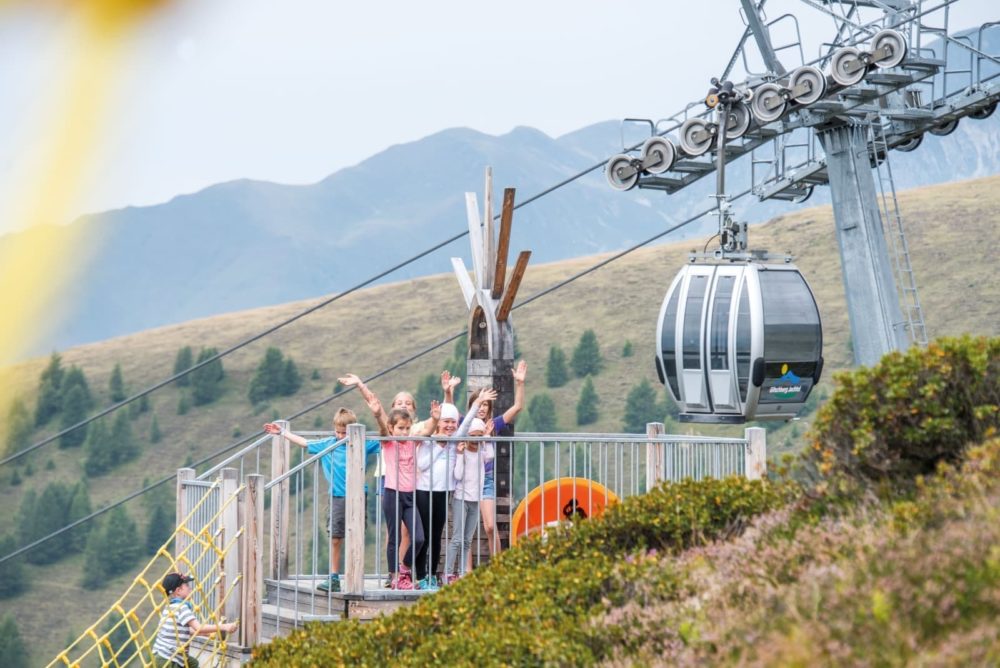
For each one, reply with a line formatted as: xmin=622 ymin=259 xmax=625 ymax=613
xmin=655 ymin=262 xmax=823 ymax=423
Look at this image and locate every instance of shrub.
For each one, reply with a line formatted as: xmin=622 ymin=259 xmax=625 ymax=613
xmin=808 ymin=335 xmax=999 ymax=486
xmin=253 ymin=475 xmax=792 ymax=666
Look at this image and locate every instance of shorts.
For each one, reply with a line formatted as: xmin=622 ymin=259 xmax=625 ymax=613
xmin=327 ymin=496 xmax=346 ymax=538
xmin=327 ymin=495 xmax=368 ymax=538
xmin=482 ymin=471 xmax=495 ymax=500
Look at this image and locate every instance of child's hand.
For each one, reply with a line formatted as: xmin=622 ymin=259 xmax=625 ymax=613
xmin=367 ymin=396 xmax=384 ymax=416
xmin=479 ymin=388 xmax=498 ymax=403
xmin=337 ymin=373 xmax=362 ymax=387
xmin=457 ymin=442 xmax=466 ymax=453
xmin=441 ymin=370 xmax=462 ymax=391
xmin=223 ymin=622 xmax=238 ymax=633
xmin=263 ymin=423 xmax=283 ymax=435
xmin=484 ymin=419 xmax=495 ymax=436
xmin=429 ymin=400 xmax=441 ymax=420
xmin=512 ymin=360 xmax=527 ymax=384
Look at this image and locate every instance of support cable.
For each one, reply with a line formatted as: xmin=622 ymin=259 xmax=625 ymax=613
xmin=0 ymin=190 xmax=746 ymax=566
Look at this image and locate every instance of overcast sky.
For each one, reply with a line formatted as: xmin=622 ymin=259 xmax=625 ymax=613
xmin=0 ymin=0 xmax=995 ymax=234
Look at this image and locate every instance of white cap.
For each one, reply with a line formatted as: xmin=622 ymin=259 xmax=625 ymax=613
xmin=440 ymin=403 xmax=460 ymax=421
xmin=469 ymin=418 xmax=487 ymax=433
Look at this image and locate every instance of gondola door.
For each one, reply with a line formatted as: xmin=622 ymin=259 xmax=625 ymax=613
xmin=704 ymin=266 xmax=743 ymax=416
xmin=676 ymin=265 xmax=714 ymax=413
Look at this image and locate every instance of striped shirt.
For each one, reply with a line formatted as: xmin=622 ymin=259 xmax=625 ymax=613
xmin=152 ymin=599 xmax=196 ymax=664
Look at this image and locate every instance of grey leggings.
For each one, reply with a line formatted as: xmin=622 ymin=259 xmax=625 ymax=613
xmin=444 ymin=498 xmax=479 ymax=576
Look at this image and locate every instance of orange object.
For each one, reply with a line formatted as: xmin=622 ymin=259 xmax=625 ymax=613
xmin=510 ymin=477 xmax=619 ymax=544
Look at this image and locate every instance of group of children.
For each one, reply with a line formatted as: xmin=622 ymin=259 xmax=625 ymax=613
xmin=262 ymin=361 xmax=527 ymax=591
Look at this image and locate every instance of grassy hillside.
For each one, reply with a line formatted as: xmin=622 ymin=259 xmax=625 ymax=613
xmin=1 ymin=175 xmax=999 ymax=665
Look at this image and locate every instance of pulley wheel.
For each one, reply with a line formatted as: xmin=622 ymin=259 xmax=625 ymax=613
xmin=830 ymin=47 xmax=866 ymax=87
xmin=928 ymin=118 xmax=959 ymax=136
xmin=970 ymin=101 xmax=997 ymax=119
xmin=872 ymin=29 xmax=907 ymax=69
xmin=789 ymin=65 xmax=827 ymax=105
xmin=750 ymin=83 xmax=786 ymax=124
xmin=604 ymin=154 xmax=640 ymax=191
xmin=791 ymin=186 xmax=814 ymax=204
xmin=679 ymin=118 xmax=714 ymax=156
xmin=640 ymin=136 xmax=676 ymax=175
xmin=895 ymin=135 xmax=923 ymax=152
xmin=725 ymin=103 xmax=752 ymax=139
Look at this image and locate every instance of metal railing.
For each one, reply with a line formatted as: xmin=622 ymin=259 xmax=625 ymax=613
xmin=176 ymin=422 xmax=766 ymax=642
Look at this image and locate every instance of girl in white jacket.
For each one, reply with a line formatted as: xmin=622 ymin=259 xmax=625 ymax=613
xmin=443 ymin=416 xmax=494 ymax=582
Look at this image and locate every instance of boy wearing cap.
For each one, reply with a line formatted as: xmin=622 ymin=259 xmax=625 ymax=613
xmin=153 ymin=573 xmax=237 ymax=668
xmin=264 ymin=407 xmax=381 ymax=593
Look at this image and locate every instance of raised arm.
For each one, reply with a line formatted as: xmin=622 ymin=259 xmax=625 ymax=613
xmin=338 ymin=373 xmax=390 ymax=435
xmin=414 ymin=400 xmax=441 ymax=437
xmin=441 ymin=370 xmax=462 ymax=405
xmin=263 ymin=422 xmax=308 ymax=448
xmin=501 ymin=360 xmax=527 ymax=425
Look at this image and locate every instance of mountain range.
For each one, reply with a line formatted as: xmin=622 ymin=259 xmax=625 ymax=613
xmin=5 ymin=43 xmax=999 ymax=355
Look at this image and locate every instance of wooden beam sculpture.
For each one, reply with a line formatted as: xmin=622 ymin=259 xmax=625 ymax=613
xmin=451 ymin=167 xmax=531 ymax=556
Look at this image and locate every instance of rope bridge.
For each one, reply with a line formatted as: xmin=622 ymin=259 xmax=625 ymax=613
xmin=49 ymin=473 xmax=252 ymax=668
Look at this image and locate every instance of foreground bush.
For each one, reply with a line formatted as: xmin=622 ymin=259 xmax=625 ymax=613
xmin=599 ymin=437 xmax=1000 ymax=666
xmin=252 ymin=476 xmax=793 ymax=666
xmin=808 ymin=335 xmax=999 ymax=486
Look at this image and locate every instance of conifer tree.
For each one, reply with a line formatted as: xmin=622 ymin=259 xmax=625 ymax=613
xmin=571 ymin=329 xmax=603 ymax=378
xmin=83 ymin=506 xmax=140 ymax=580
xmin=248 ymin=347 xmax=284 ymax=404
xmin=145 ymin=503 xmax=173 ymax=555
xmin=58 ymin=383 xmax=90 ymax=449
xmin=4 ymin=399 xmax=32 ymax=459
xmin=26 ymin=481 xmax=71 ymax=564
xmin=109 ymin=363 xmax=126 ymax=403
xmin=138 ymin=393 xmax=149 ymax=413
xmin=545 ymin=346 xmax=569 ymax=388
xmin=280 ymin=358 xmax=302 ymax=396
xmin=34 ymin=352 xmax=64 ymax=426
xmin=622 ymin=340 xmax=634 ymax=357
xmin=111 ymin=411 xmax=140 ymax=465
xmin=191 ymin=347 xmax=224 ymax=405
xmin=623 ymin=378 xmax=660 ymax=433
xmin=177 ymin=395 xmax=190 ymax=415
xmin=60 ymin=366 xmax=93 ymax=411
xmin=173 ymin=346 xmax=193 ymax=386
xmin=528 ymin=394 xmax=558 ymax=432
xmin=66 ymin=482 xmax=93 ymax=553
xmin=84 ymin=418 xmax=113 ymax=476
xmin=0 ymin=535 xmax=27 ymax=599
xmin=149 ymin=414 xmax=162 ymax=444
xmin=15 ymin=490 xmax=36 ymax=548
xmin=0 ymin=614 xmax=29 ymax=668
xmin=575 ymin=376 xmax=599 ymax=426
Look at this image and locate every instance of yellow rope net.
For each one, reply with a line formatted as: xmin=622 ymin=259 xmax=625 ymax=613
xmin=49 ymin=476 xmax=245 ymax=668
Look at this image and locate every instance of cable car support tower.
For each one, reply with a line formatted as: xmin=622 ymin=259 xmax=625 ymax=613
xmin=606 ymin=0 xmax=1000 ymax=369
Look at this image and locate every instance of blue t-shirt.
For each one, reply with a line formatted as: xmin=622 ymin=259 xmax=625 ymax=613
xmin=307 ymin=437 xmax=381 ymax=497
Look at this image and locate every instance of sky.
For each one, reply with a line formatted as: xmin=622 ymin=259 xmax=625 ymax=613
xmin=0 ymin=0 xmax=996 ymax=234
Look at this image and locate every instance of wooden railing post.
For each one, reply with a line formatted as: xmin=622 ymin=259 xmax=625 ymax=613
xmin=239 ymin=474 xmax=264 ymax=649
xmin=220 ymin=468 xmax=240 ymax=624
xmin=343 ymin=423 xmax=367 ymax=596
xmin=744 ymin=427 xmax=767 ymax=480
xmin=269 ymin=420 xmax=290 ymax=580
xmin=645 ymin=422 xmax=665 ymax=491
xmin=175 ymin=467 xmax=195 ymax=564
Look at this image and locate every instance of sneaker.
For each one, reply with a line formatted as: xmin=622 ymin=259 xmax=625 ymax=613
xmin=391 ymin=572 xmax=414 ymax=590
xmin=444 ymin=574 xmax=458 ymax=585
xmin=384 ymin=577 xmax=393 ymax=589
xmin=415 ymin=576 xmax=439 ymax=591
xmin=316 ymin=574 xmax=340 ymax=593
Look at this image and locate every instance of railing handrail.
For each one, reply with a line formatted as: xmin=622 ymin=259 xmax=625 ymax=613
xmin=198 ymin=432 xmax=271 ymax=481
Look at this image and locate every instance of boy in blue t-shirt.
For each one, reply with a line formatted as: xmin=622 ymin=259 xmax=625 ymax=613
xmin=264 ymin=407 xmax=380 ymax=592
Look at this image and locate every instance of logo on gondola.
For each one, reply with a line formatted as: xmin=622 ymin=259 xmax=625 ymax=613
xmin=768 ymin=364 xmax=803 ymax=399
